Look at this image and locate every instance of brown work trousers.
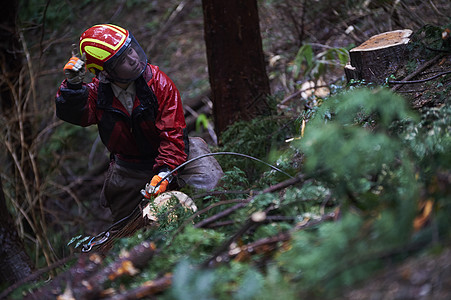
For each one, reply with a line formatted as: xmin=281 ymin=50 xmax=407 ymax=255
xmin=100 ymin=137 xmax=223 ymax=224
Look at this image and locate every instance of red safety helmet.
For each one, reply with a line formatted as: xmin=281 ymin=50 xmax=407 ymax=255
xmin=79 ymin=24 xmax=147 ymax=82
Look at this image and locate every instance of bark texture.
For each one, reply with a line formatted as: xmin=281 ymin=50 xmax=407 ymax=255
xmin=0 ymin=178 xmax=34 ymax=286
xmin=202 ymin=0 xmax=271 ymax=136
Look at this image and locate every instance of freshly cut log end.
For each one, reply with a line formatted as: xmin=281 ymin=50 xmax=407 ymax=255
xmin=345 ymin=29 xmax=413 ymax=84
xmin=351 ymin=29 xmax=412 ymax=52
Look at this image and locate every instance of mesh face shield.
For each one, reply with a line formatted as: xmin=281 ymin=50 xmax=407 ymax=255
xmin=104 ymin=34 xmax=147 ymax=83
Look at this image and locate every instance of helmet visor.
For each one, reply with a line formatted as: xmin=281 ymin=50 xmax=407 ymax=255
xmin=104 ymin=34 xmax=147 ymax=82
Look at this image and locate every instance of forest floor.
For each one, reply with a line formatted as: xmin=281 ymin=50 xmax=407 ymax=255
xmin=342 ymin=246 xmax=451 ymax=299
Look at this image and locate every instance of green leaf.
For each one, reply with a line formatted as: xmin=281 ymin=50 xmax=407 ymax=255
xmin=195 ymin=113 xmax=210 ymax=131
xmin=67 ymin=235 xmax=82 ymax=246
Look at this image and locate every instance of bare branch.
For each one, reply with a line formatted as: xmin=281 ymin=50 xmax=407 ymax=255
xmin=388 ymin=70 xmax=451 ymax=85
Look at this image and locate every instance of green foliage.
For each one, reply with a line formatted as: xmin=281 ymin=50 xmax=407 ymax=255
xmin=400 ymin=105 xmax=451 ymax=164
xmin=255 ymin=265 xmax=298 ymax=300
xmin=195 ymin=113 xmax=210 ymax=131
xmin=274 ymin=183 xmax=331 ymax=218
xmin=276 ymin=209 xmax=420 ymax=298
xmin=154 ymin=87 xmax=440 ymax=299
xmin=262 ymin=88 xmax=441 ymax=297
xmin=309 ymin=87 xmax=418 ymax=129
xmin=195 ymin=88 xmax=425 ymax=298
xmin=168 ymin=226 xmax=226 ymax=262
xmin=220 ymin=116 xmax=296 ymax=180
xmin=169 ymin=260 xmax=216 ymax=300
xmin=296 ymin=89 xmax=419 ymax=212
xmin=158 ymin=87 xmax=432 ymax=299
xmin=220 ymin=167 xmax=250 ymax=191
xmin=131 ymin=225 xmax=226 ymax=280
xmin=168 ymin=260 xmax=298 ymax=299
xmin=409 ymin=24 xmax=451 ymax=54
xmin=251 ymin=193 xmax=281 ymax=211
xmin=292 ymin=44 xmax=349 ymax=80
xmin=167 ymin=260 xmax=267 ymax=300
xmin=67 ymin=234 xmax=90 ymax=249
xmin=398 ymin=102 xmax=451 ymax=241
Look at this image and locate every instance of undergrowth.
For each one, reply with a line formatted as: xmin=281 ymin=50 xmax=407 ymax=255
xmin=76 ymin=86 xmax=451 ymax=299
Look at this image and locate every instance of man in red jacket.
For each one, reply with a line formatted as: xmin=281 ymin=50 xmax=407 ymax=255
xmin=56 ymin=24 xmax=222 ymax=228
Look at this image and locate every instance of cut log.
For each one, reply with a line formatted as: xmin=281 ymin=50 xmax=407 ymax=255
xmin=345 ymin=29 xmax=412 ymax=84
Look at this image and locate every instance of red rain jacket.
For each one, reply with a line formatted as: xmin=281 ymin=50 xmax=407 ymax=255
xmin=55 ymin=64 xmax=188 ymax=173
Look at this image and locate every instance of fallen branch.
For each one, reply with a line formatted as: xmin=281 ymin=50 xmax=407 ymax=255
xmin=194 ymin=202 xmax=247 ymax=229
xmin=76 ymin=241 xmax=157 ymax=299
xmin=193 ymin=189 xmax=252 ymax=199
xmin=388 ymin=70 xmax=451 ymax=84
xmin=106 ymin=273 xmax=172 ymax=300
xmin=205 ymin=215 xmax=298 ymax=229
xmin=226 ymin=213 xmax=336 ymax=261
xmin=391 ymin=54 xmax=444 ymax=91
xmin=194 ymin=174 xmax=306 ymax=229
xmin=278 ymin=84 xmax=330 ymax=106
xmin=202 ymin=219 xmax=257 ymax=267
xmin=201 ymin=175 xmax=310 ymax=267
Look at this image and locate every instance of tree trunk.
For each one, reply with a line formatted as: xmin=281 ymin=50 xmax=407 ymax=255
xmin=0 ymin=177 xmax=34 ymax=286
xmin=202 ymin=0 xmax=271 ymax=137
xmin=345 ymin=29 xmax=412 ymax=84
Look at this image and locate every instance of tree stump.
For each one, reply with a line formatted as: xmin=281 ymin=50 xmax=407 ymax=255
xmin=345 ymin=29 xmax=412 ymax=84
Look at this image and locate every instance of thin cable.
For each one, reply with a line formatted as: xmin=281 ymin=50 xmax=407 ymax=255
xmin=158 ymin=151 xmax=294 ymax=188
